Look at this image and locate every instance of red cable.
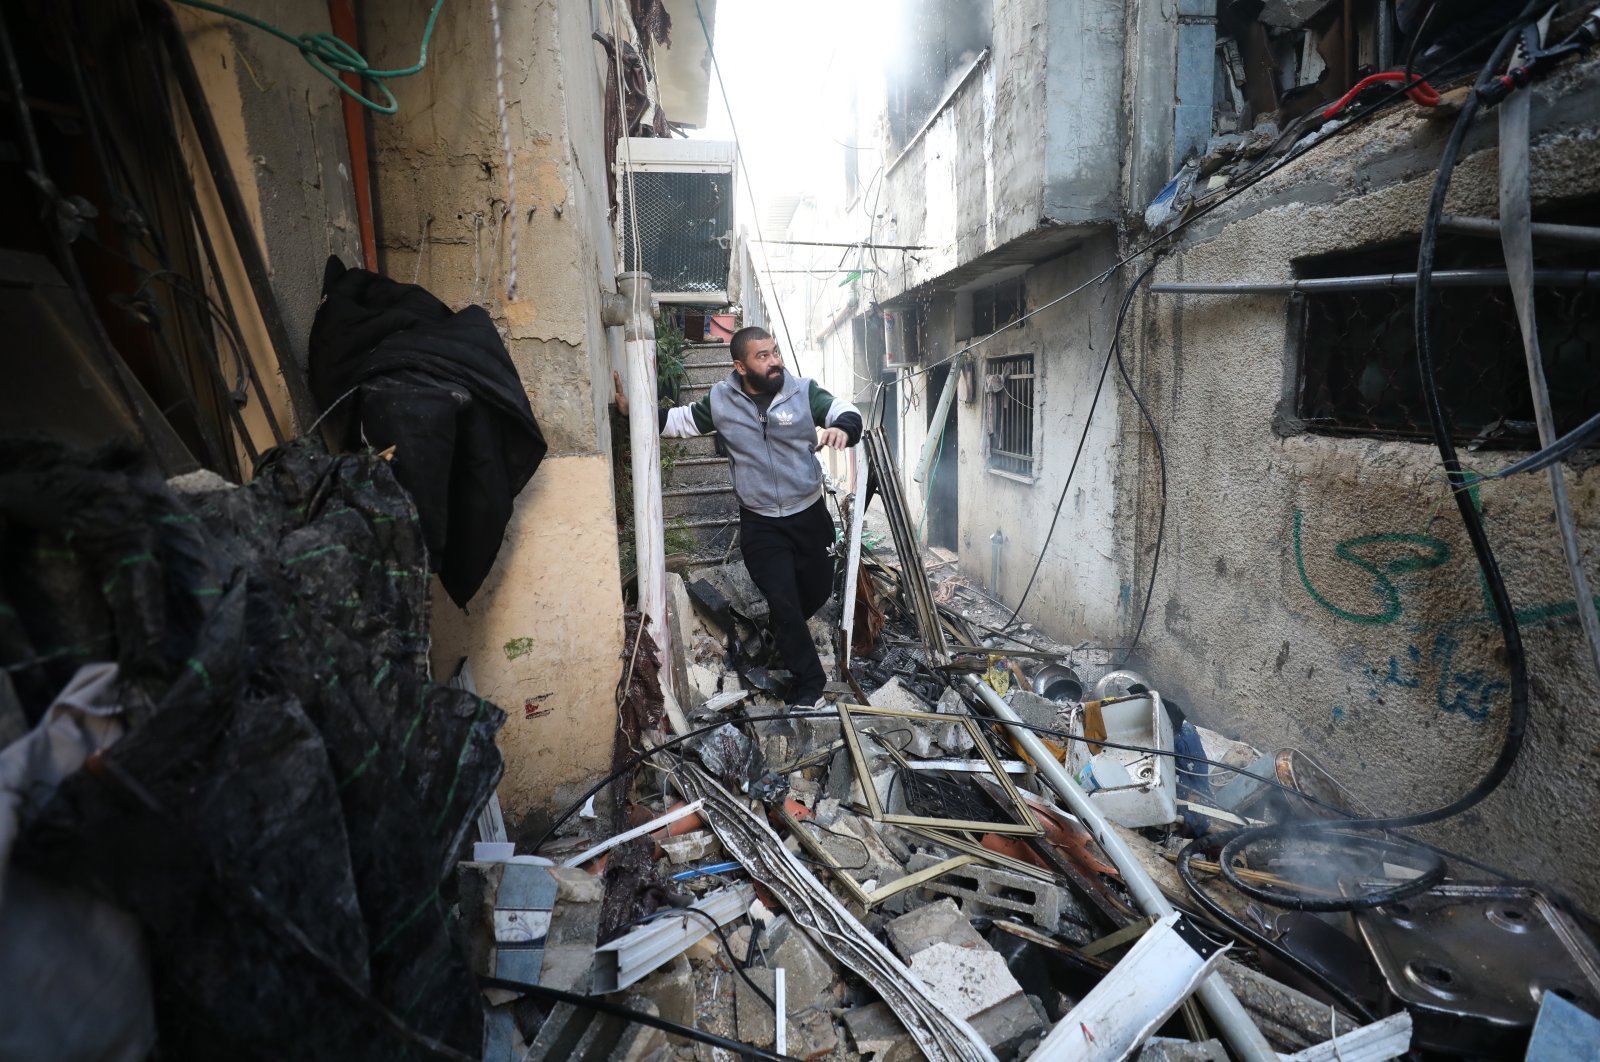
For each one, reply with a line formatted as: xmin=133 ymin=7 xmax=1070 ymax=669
xmin=1322 ymin=71 xmax=1441 ymax=119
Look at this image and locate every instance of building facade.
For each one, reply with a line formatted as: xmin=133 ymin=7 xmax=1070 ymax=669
xmin=776 ymin=0 xmax=1600 ymax=907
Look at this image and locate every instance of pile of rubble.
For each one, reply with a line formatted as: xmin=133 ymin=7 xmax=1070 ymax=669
xmin=463 ymin=438 xmax=1600 ymax=1061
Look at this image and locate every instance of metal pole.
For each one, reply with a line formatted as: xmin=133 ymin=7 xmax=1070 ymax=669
xmin=1440 ymin=214 xmax=1600 ymax=247
xmin=840 ymin=442 xmax=866 ymax=663
xmin=1150 ymin=268 xmax=1600 ymax=294
xmin=620 ymin=272 xmax=671 ymax=684
xmin=959 ymin=674 xmax=1277 ymax=1062
xmin=914 ymin=354 xmax=962 ymax=486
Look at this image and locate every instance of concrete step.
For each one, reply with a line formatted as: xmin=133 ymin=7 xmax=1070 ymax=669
xmin=668 ymin=514 xmax=741 ymax=559
xmin=664 ymin=431 xmax=723 ymax=459
xmin=683 ymin=361 xmax=730 ymax=387
xmin=663 ymin=483 xmax=740 ymax=521
xmin=681 ymin=345 xmax=732 ymax=369
xmin=665 ymin=455 xmax=732 ymax=488
xmin=680 ymin=382 xmax=711 ymax=404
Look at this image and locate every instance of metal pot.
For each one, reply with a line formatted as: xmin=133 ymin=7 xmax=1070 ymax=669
xmin=1094 ymin=669 xmax=1149 ymax=700
xmin=1030 ymin=664 xmax=1084 ymax=703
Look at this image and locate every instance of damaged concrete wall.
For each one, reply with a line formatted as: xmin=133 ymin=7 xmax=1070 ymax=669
xmin=1119 ymin=58 xmax=1600 ymax=907
xmin=965 ymin=235 xmax=1128 ymax=636
xmin=363 ymin=0 xmax=626 ymax=823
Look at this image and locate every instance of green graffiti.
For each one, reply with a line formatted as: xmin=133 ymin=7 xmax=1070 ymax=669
xmin=503 ymin=637 xmax=536 ymax=661
xmin=1292 ymin=509 xmax=1452 ymax=625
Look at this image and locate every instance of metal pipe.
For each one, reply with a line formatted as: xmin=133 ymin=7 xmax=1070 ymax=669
xmin=914 ymin=354 xmax=961 ymax=486
xmin=1151 ymin=268 xmax=1600 ymax=294
xmin=840 ymin=442 xmax=866 ymax=663
xmin=1441 ymin=214 xmax=1600 ymax=246
xmin=1378 ymin=0 xmax=1396 ymax=68
xmin=959 ymin=674 xmax=1277 ymax=1062
xmin=620 ymin=272 xmax=671 ymax=691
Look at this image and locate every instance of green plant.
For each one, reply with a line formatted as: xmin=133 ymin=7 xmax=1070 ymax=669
xmin=655 ymin=315 xmax=687 ymax=407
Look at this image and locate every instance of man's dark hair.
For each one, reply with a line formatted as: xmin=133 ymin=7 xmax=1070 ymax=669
xmin=729 ymin=326 xmax=771 ymax=362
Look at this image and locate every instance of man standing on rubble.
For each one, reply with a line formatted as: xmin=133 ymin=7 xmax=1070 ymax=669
xmin=613 ymin=326 xmax=862 ymax=708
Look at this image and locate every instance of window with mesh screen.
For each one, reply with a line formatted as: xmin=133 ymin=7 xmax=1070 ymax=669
xmin=987 ymin=353 xmax=1035 ymax=476
xmin=618 ymin=170 xmax=733 ymax=295
xmin=1293 ymin=233 xmax=1599 ymax=448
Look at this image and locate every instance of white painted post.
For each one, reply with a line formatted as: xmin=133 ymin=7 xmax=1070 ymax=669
xmin=619 ymin=271 xmax=669 ymax=681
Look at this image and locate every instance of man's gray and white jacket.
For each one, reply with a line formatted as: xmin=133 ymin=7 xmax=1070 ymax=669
xmin=658 ymin=372 xmax=863 ymax=517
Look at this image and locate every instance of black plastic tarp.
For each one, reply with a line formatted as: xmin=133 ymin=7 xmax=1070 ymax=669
xmin=0 ymin=437 xmax=505 ymax=1060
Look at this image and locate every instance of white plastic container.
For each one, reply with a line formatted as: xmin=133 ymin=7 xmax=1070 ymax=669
xmin=1066 ymin=692 xmax=1177 ymax=828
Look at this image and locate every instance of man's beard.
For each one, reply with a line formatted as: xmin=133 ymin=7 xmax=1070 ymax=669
xmin=747 ymin=366 xmax=785 ymax=394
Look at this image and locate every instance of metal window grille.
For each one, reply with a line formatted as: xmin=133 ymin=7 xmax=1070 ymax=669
xmin=1293 ymin=239 xmax=1600 ymax=447
xmin=618 ymin=170 xmax=733 ymax=295
xmin=988 ymin=354 xmax=1035 ymax=476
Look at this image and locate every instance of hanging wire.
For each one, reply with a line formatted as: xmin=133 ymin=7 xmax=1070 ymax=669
xmin=169 ymin=0 xmax=446 ymax=114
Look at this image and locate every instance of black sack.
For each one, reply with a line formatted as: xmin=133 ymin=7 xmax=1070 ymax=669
xmin=309 ymin=256 xmax=547 ymax=606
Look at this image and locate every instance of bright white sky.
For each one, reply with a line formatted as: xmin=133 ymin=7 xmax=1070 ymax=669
xmin=690 ymin=0 xmax=895 ymax=231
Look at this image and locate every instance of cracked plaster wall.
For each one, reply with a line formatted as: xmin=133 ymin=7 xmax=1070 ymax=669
xmin=364 ymin=0 xmax=626 ymax=822
xmin=1114 ymin=58 xmax=1600 ymax=907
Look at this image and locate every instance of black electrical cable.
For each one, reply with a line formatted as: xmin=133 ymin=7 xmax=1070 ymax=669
xmin=534 ymin=701 xmax=1518 ymax=884
xmin=1403 ymin=0 xmax=1441 ymax=87
xmin=605 ymin=906 xmax=776 ymax=1013
xmin=480 ymin=977 xmax=800 ymax=1062
xmin=1215 ymin=10 xmax=1541 ymax=914
xmin=1007 ymin=263 xmax=1158 ymax=625
xmin=1109 ymin=266 xmax=1166 ymax=665
xmin=884 ymin=10 xmax=1549 ymax=404
xmin=1177 ymin=839 xmax=1378 ymax=1025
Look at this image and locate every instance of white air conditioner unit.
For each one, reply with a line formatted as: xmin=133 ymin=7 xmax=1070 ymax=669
xmin=615 ymin=138 xmax=736 ymax=304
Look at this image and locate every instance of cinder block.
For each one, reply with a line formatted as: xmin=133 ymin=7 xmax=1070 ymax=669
xmin=904 ymin=853 xmax=1071 ymax=936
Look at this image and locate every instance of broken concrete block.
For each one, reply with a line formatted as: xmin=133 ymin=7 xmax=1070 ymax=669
xmin=843 ymin=1001 xmax=921 ymax=1062
xmin=791 ymin=1005 xmax=840 ymax=1058
xmin=1004 ymin=690 xmax=1058 ymax=732
xmin=828 ymin=816 xmax=905 ymax=887
xmin=867 ymin=676 xmax=929 ymax=714
xmin=908 ymin=942 xmax=1046 ymax=1058
xmin=767 ymin=918 xmax=844 ymax=1007
xmin=632 ymin=955 xmax=696 ymax=1030
xmin=885 ymin=897 xmax=987 ymax=961
xmin=904 ymin=852 xmax=1075 ymax=937
xmin=911 ymin=942 xmax=1022 ymax=1017
xmin=660 ymin=830 xmax=721 ymax=865
xmin=734 ymin=969 xmax=779 ymax=1048
xmin=687 ymin=662 xmax=724 ymax=706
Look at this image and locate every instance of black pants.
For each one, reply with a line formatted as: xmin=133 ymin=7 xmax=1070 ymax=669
xmin=740 ymin=497 xmax=835 ymax=702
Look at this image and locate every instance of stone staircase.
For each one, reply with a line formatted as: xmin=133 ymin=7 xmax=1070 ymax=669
xmin=662 ymin=342 xmax=740 ymax=558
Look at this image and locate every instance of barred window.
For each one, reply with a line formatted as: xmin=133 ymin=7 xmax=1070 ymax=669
xmin=1292 ymin=238 xmax=1599 ymax=447
xmin=973 ymin=278 xmax=1024 ymax=336
xmin=987 ymin=354 xmax=1035 ymax=477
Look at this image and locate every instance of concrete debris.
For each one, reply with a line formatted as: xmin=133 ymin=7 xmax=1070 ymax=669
xmin=660 ymin=830 xmax=721 ymax=865
xmin=845 ymin=1000 xmax=924 ymax=1062
xmin=904 ymin=852 xmax=1080 ymax=938
xmin=487 ymin=521 xmax=1469 ymax=1062
xmin=868 ymin=675 xmax=931 ymax=713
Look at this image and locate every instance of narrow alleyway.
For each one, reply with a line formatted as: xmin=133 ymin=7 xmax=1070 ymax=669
xmin=2 ymin=1 xmax=1599 ymax=1060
